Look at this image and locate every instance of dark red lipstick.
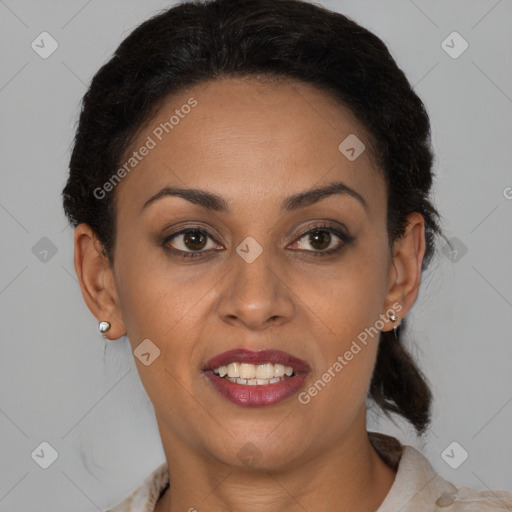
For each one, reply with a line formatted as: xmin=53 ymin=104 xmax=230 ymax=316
xmin=203 ymin=349 xmax=310 ymax=407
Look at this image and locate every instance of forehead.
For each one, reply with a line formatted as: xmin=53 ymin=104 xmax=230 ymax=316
xmin=114 ymin=77 xmax=385 ymax=217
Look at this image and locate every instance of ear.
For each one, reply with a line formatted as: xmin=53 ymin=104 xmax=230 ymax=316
xmin=381 ymin=212 xmax=426 ymax=332
xmin=73 ymin=223 xmax=126 ymax=340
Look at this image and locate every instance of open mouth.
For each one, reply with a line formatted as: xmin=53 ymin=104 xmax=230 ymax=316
xmin=203 ymin=349 xmax=309 ymax=406
xmin=212 ymin=362 xmax=295 ymax=385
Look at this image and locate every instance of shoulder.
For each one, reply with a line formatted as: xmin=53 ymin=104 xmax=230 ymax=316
xmin=368 ymin=432 xmax=512 ymax=512
xmin=105 ymin=462 xmax=169 ymax=512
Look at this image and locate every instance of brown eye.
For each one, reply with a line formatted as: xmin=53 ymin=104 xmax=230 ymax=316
xmin=308 ymin=229 xmax=332 ymax=251
xmin=291 ymin=225 xmax=348 ymax=254
xmin=182 ymin=229 xmax=208 ymax=250
xmin=164 ymin=228 xmax=220 ymax=256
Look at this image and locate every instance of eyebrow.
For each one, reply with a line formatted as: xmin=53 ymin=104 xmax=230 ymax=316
xmin=141 ymin=180 xmax=369 ymax=214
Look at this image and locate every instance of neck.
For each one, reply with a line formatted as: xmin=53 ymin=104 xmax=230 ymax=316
xmin=154 ymin=420 xmax=396 ymax=512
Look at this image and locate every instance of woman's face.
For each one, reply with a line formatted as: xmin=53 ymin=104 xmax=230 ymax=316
xmin=93 ymin=77 xmax=418 ymax=469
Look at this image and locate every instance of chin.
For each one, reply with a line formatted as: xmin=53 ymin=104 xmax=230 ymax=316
xmin=206 ymin=430 xmax=307 ymax=472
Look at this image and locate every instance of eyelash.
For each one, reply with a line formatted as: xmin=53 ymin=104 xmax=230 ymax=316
xmin=162 ymin=222 xmax=353 ymax=260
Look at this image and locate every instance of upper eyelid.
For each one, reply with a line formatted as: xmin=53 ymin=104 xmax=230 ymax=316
xmin=295 ymin=223 xmax=348 ymax=237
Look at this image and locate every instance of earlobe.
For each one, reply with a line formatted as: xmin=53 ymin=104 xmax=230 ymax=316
xmin=73 ymin=224 xmax=126 ymax=340
xmin=383 ymin=213 xmax=426 ymax=330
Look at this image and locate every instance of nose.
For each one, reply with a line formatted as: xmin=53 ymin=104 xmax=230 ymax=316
xmin=216 ymin=244 xmax=295 ymax=331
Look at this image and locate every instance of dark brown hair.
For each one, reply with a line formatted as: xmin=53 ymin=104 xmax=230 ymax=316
xmin=62 ymin=0 xmax=440 ymax=434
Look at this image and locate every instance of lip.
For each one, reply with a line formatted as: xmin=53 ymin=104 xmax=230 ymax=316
xmin=203 ymin=349 xmax=310 ymax=407
xmin=203 ymin=349 xmax=311 ymax=373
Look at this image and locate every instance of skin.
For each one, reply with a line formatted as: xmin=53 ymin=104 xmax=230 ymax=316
xmin=74 ymin=77 xmax=426 ymax=512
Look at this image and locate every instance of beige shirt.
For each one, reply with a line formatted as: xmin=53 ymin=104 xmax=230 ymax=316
xmin=106 ymin=432 xmax=512 ymax=511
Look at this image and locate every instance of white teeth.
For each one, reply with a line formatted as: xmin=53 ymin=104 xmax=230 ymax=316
xmin=239 ymin=363 xmax=256 ymax=379
xmin=255 ymin=363 xmax=273 ymax=379
xmin=274 ymin=364 xmax=285 ymax=377
xmin=225 ymin=376 xmax=289 ymax=385
xmin=212 ymin=362 xmax=296 ymax=384
xmin=226 ymin=362 xmax=240 ymax=378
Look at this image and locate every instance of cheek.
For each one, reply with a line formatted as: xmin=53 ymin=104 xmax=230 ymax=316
xmin=295 ymin=233 xmax=391 ymax=339
xmin=113 ymin=250 xmax=211 ymax=436
xmin=113 ymin=237 xmax=210 ymax=340
xmin=294 ymin=288 xmax=387 ymax=442
xmin=292 ymin=235 xmax=390 ymax=414
xmin=113 ymin=246 xmax=223 ymax=414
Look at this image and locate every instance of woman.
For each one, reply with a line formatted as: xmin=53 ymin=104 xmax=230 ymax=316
xmin=62 ymin=0 xmax=512 ymax=510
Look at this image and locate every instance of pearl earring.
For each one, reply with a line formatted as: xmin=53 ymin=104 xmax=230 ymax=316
xmin=98 ymin=321 xmax=111 ymax=337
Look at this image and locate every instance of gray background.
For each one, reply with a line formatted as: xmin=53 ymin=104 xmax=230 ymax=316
xmin=1 ymin=0 xmax=511 ymax=510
